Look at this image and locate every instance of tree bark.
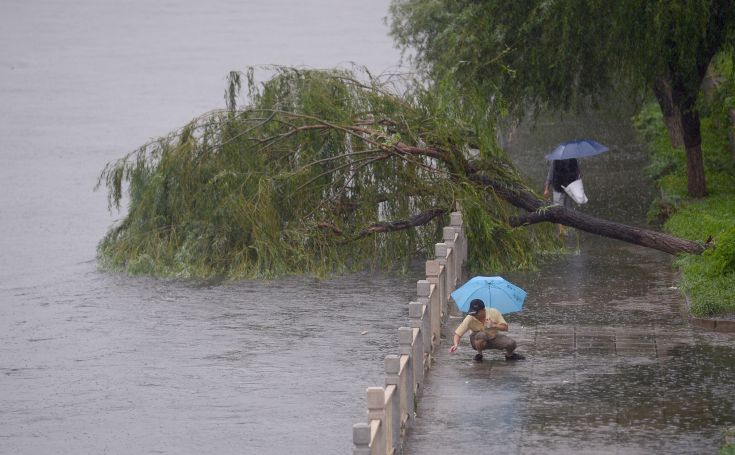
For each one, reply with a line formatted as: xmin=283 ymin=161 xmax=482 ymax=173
xmin=508 ymin=205 xmax=704 ymax=255
xmin=679 ymin=106 xmax=708 ymax=197
xmin=469 ymin=175 xmax=706 ymax=255
xmin=653 ymin=77 xmax=684 ymax=149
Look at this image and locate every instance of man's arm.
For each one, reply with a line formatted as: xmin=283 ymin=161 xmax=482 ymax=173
xmin=488 ymin=321 xmax=508 ymax=332
xmin=487 ymin=320 xmax=509 ymax=331
xmin=544 ymin=162 xmax=553 ymax=198
xmin=449 ymin=333 xmax=462 ymax=353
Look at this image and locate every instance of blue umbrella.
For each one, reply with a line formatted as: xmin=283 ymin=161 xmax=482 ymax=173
xmin=545 ymin=139 xmax=609 ymax=161
xmin=450 ymin=276 xmax=527 ymax=314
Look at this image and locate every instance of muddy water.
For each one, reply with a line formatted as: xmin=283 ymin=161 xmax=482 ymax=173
xmin=404 ymin=112 xmax=735 ymax=454
xmin=1 ymin=272 xmax=421 ymax=455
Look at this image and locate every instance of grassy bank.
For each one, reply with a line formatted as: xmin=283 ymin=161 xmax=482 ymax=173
xmin=633 ymin=101 xmax=735 ymax=317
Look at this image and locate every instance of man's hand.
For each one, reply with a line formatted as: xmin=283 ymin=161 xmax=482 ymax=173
xmin=449 ymin=344 xmax=458 ymax=353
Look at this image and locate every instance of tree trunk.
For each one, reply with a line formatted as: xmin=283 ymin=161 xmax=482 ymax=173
xmin=508 ymin=205 xmax=704 ymax=255
xmin=728 ymin=108 xmax=735 ymax=163
xmin=679 ymin=107 xmax=708 ymax=197
xmin=665 ymin=70 xmax=708 ymax=198
xmin=469 ymin=175 xmax=706 ymax=256
xmin=653 ymin=77 xmax=684 ymax=149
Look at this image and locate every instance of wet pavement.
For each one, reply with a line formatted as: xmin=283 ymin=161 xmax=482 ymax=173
xmin=403 ymin=235 xmax=735 ymax=454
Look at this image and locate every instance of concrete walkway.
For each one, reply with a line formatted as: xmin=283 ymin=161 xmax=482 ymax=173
xmin=403 ymin=236 xmax=735 ymax=454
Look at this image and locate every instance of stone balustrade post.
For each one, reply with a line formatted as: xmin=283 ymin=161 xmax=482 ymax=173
xmin=425 ymin=260 xmax=443 ymax=347
xmin=435 ymin=242 xmax=452 ymax=316
xmin=408 ymin=301 xmax=428 ymax=380
xmin=450 ymin=212 xmax=467 ymax=273
xmin=416 ymin=280 xmax=433 ymax=350
xmin=353 ymin=423 xmax=371 ymax=455
xmin=367 ymin=387 xmax=387 ymax=454
xmin=385 ymin=355 xmax=401 ymax=451
xmin=450 ymin=211 xmax=462 ymax=227
xmin=443 ymin=226 xmax=461 ymax=290
xmin=398 ymin=327 xmax=415 ymax=426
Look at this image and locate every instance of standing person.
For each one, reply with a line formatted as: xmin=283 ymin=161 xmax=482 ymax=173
xmin=543 ymin=158 xmax=581 ymax=234
xmin=448 ymin=299 xmax=525 ymax=362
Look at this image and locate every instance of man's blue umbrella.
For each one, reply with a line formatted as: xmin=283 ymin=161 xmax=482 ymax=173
xmin=450 ymin=276 xmax=527 ymax=314
xmin=545 ymin=139 xmax=609 ymax=161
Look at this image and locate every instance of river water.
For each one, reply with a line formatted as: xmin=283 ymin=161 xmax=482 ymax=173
xmin=1 ymin=2 xmax=412 ymax=454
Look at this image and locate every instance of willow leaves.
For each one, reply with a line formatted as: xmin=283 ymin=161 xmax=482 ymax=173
xmin=98 ymin=66 xmax=555 ymax=278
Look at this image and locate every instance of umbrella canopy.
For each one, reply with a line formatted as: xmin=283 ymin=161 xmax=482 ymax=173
xmin=450 ymin=276 xmax=527 ymax=315
xmin=545 ymin=139 xmax=609 ymax=161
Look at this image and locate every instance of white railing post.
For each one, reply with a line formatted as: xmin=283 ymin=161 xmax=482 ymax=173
xmin=408 ymin=302 xmax=426 ymax=385
xmin=425 ymin=260 xmax=443 ymax=347
xmin=353 ymin=423 xmax=371 ymax=455
xmin=367 ymin=388 xmax=387 ymax=455
xmin=450 ymin=211 xmax=466 ymax=272
xmin=443 ymin=226 xmax=460 ymax=290
xmin=435 ymin=242 xmax=451 ymax=318
xmin=398 ymin=326 xmax=415 ymax=428
xmin=416 ymin=280 xmax=433 ymax=350
xmin=385 ymin=356 xmax=401 ymax=452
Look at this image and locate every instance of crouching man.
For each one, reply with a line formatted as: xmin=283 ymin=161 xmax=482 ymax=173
xmin=448 ymin=299 xmax=525 ymax=362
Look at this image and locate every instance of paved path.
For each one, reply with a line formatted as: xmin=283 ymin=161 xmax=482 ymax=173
xmin=403 ymin=237 xmax=735 ymax=455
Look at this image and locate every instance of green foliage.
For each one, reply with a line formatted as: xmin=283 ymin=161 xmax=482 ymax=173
xmin=671 ymin=210 xmax=735 ymax=317
xmin=98 ymin=66 xmax=557 ymax=279
xmin=664 ymin=196 xmax=735 ymax=241
xmin=390 ymin=0 xmax=735 ymax=118
xmin=675 ymin=252 xmax=735 ymax=316
xmin=710 ymin=227 xmax=735 ymax=275
xmin=633 ymin=92 xmax=735 ymax=225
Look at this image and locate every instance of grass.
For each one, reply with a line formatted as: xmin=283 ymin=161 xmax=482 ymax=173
xmin=633 ymin=102 xmax=735 ymax=317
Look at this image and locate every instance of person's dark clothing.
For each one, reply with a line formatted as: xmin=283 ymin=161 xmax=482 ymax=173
xmin=547 ymin=158 xmax=580 ymax=192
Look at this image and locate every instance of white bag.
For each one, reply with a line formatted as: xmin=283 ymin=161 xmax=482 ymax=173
xmin=562 ymin=178 xmax=588 ymax=204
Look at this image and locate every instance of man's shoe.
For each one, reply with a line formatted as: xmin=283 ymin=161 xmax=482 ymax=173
xmin=505 ymin=352 xmax=525 ymax=361
xmin=473 ymin=353 xmax=483 ymax=362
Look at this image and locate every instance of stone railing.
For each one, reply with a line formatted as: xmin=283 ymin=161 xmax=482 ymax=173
xmin=352 ymin=211 xmax=467 ymax=455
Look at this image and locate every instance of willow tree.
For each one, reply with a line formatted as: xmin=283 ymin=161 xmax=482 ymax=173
xmin=389 ymin=0 xmax=735 ymax=197
xmin=98 ymin=67 xmax=703 ymax=279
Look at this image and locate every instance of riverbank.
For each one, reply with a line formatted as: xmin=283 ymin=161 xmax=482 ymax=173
xmin=633 ymin=102 xmax=735 ymax=319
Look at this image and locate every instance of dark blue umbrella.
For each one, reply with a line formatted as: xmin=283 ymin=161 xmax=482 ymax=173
xmin=545 ymin=139 xmax=609 ymax=161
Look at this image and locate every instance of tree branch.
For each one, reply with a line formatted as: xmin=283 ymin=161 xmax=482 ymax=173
xmin=470 ymin=174 xmax=706 ymax=255
xmin=318 ymin=208 xmax=448 ymax=242
xmin=353 ymin=208 xmax=447 ymax=240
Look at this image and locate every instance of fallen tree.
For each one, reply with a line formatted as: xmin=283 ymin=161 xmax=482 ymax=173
xmin=97 ymin=67 xmax=705 ymax=278
xmin=471 ymin=176 xmax=705 ymax=255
